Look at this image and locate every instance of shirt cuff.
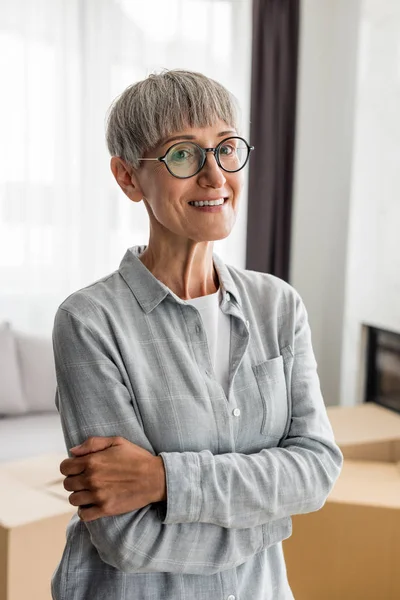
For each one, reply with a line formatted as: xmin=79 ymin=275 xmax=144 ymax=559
xmin=158 ymin=451 xmax=202 ymax=524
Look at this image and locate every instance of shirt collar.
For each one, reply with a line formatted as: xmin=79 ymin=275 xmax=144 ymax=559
xmin=118 ymin=245 xmax=241 ymax=314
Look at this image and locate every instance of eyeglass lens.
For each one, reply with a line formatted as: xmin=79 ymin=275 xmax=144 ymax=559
xmin=165 ymin=137 xmax=249 ymax=177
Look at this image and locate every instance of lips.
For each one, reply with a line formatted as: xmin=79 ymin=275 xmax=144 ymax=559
xmin=188 ymin=198 xmax=227 ymax=207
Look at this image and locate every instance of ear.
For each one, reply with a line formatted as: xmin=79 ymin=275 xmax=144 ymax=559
xmin=110 ymin=156 xmax=144 ymax=203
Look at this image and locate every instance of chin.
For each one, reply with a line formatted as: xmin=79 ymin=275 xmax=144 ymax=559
xmin=192 ymin=220 xmax=236 ymax=242
xmin=190 ymin=227 xmax=234 ymax=242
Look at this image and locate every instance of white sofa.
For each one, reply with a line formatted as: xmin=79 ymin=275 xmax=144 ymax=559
xmin=0 ymin=322 xmax=66 ymax=462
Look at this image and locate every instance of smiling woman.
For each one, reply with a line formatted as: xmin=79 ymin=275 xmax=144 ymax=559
xmin=51 ymin=69 xmax=343 ymax=600
xmin=110 ymin=118 xmax=244 ymax=261
xmin=105 ymin=71 xmax=252 ymax=297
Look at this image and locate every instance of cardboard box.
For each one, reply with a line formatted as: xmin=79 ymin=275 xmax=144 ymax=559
xmin=0 ymin=454 xmax=75 ymax=600
xmin=283 ymin=403 xmax=400 ymax=600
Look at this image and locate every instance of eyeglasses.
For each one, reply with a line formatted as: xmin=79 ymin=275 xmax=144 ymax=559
xmin=138 ymin=136 xmax=254 ymax=179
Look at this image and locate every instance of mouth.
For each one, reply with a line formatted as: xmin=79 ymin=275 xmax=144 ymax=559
xmin=188 ymin=198 xmax=228 ymax=210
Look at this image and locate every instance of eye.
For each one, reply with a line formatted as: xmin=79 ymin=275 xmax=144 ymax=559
xmin=168 ymin=144 xmax=197 ymax=163
xmin=171 ymin=149 xmax=190 ymax=161
xmin=219 ymin=144 xmax=236 ymax=156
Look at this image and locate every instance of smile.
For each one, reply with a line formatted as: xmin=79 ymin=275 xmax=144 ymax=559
xmin=188 ymin=198 xmax=226 ymax=207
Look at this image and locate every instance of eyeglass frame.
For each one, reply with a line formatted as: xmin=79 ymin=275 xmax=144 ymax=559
xmin=138 ymin=136 xmax=255 ymax=179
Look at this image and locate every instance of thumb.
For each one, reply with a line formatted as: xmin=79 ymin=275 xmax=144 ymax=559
xmin=70 ymin=436 xmax=116 ymax=456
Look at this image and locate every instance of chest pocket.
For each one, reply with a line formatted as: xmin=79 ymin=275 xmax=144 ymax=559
xmin=252 ymin=346 xmax=293 ymax=441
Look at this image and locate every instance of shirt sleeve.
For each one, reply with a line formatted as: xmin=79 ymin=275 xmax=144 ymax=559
xmin=159 ymin=294 xmax=344 ymax=528
xmin=53 ymin=305 xmax=270 ymax=575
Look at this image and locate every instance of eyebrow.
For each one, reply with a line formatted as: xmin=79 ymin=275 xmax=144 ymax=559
xmin=160 ymin=130 xmax=237 ymax=147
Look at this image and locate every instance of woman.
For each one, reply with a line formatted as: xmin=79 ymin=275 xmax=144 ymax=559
xmin=52 ymin=70 xmax=343 ymax=600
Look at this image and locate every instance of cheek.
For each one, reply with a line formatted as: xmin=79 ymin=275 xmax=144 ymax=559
xmin=148 ymin=181 xmax=191 ymax=223
xmin=144 ymin=171 xmax=183 ymax=212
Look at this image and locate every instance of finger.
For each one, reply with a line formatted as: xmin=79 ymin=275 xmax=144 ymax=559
xmin=63 ymin=475 xmax=86 ymax=492
xmin=70 ymin=436 xmax=117 ymax=456
xmin=69 ymin=491 xmax=94 ymax=507
xmin=60 ymin=458 xmax=85 ymax=477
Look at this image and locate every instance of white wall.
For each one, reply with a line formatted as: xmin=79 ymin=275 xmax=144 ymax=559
xmin=290 ymin=0 xmax=361 ymax=406
xmin=340 ymin=0 xmax=400 ymax=406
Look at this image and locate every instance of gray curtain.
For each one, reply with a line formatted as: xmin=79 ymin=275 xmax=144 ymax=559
xmin=246 ymin=0 xmax=300 ymax=282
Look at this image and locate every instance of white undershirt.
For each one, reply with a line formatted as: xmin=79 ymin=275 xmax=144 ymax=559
xmin=185 ymin=289 xmax=231 ymax=397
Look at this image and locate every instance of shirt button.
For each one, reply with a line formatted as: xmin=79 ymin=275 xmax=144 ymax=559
xmin=227 ymin=596 xmax=236 ymax=600
xmin=226 ymin=292 xmax=230 ymax=301
xmin=232 ymin=408 xmax=241 ymax=417
xmin=195 ymin=325 xmax=201 ymax=334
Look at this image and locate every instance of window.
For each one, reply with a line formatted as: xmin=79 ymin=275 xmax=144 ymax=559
xmin=0 ymin=0 xmax=252 ymax=334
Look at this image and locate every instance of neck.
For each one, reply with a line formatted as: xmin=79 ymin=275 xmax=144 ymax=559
xmin=138 ymin=239 xmax=218 ymax=300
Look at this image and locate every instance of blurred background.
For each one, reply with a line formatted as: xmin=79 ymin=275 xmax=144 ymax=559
xmin=1 ymin=2 xmax=400 ymax=599
xmin=0 ymin=0 xmax=251 ymax=334
xmin=1 ymin=0 xmax=399 ymax=412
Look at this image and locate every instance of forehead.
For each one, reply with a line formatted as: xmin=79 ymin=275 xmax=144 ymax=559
xmin=158 ymin=120 xmax=236 ymax=149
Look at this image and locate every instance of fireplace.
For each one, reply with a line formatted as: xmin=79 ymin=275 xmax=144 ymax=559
xmin=365 ymin=325 xmax=400 ymax=414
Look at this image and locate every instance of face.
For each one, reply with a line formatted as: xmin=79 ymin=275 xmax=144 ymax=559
xmin=112 ymin=120 xmax=245 ymax=244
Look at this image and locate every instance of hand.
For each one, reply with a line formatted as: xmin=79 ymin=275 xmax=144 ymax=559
xmin=60 ymin=436 xmax=167 ymax=522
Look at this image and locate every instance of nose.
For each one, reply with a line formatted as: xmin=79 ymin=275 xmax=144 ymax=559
xmin=197 ymin=151 xmax=227 ymax=188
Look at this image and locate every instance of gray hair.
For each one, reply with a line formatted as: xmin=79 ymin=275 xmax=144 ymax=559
xmin=105 ymin=69 xmax=240 ymax=168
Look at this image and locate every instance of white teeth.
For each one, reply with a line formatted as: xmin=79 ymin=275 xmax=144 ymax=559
xmin=189 ymin=198 xmax=225 ymax=207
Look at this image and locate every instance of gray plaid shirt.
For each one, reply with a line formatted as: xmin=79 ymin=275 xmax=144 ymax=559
xmin=51 ymin=245 xmax=343 ymax=600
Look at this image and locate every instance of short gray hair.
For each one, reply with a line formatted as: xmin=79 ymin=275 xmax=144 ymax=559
xmin=106 ymin=69 xmax=240 ymax=168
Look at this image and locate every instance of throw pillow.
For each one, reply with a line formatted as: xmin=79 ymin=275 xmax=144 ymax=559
xmin=14 ymin=330 xmax=57 ymax=413
xmin=0 ymin=322 xmax=28 ymax=415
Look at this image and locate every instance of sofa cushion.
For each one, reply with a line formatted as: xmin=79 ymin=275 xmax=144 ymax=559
xmin=0 ymin=322 xmax=27 ymax=415
xmin=0 ymin=412 xmax=66 ymax=462
xmin=15 ymin=330 xmax=57 ymax=413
